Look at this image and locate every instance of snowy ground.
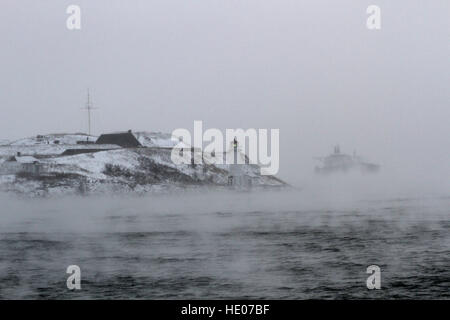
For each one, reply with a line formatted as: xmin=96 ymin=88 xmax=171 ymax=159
xmin=134 ymin=131 xmax=179 ymax=148
xmin=0 ymin=134 xmax=118 ymax=157
xmin=0 ymin=132 xmax=286 ymax=196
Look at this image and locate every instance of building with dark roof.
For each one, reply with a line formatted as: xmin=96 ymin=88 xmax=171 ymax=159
xmin=95 ymin=130 xmax=142 ymax=148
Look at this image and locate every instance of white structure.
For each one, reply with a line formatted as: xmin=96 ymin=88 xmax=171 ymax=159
xmin=226 ymin=140 xmax=252 ymax=189
xmin=0 ymin=155 xmax=42 ymax=175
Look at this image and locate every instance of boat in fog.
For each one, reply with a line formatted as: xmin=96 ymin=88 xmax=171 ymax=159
xmin=315 ymin=146 xmax=380 ymax=174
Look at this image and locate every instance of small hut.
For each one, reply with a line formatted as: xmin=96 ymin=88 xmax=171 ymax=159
xmin=0 ymin=154 xmax=42 ymax=175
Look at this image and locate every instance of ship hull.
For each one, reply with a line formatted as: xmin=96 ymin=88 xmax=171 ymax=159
xmin=315 ymin=163 xmax=380 ymax=174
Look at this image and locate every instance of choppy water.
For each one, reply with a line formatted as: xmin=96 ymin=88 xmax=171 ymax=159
xmin=0 ymin=190 xmax=449 ymax=299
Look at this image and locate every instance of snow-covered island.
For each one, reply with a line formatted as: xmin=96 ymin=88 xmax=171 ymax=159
xmin=0 ymin=132 xmax=286 ymax=196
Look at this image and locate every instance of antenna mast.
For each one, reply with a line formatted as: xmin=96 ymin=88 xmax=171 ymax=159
xmin=82 ymin=89 xmax=98 ymax=137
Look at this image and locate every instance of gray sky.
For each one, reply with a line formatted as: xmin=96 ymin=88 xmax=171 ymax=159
xmin=0 ymin=0 xmax=449 ymax=185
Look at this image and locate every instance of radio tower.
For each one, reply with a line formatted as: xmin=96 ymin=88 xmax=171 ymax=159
xmin=82 ymin=89 xmax=98 ymax=139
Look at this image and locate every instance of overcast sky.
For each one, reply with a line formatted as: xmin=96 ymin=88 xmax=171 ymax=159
xmin=0 ymin=1 xmax=449 ymax=185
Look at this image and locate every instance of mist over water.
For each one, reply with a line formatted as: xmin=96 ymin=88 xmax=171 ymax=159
xmin=0 ymin=0 xmax=448 ymax=300
xmin=0 ymin=181 xmax=448 ymax=299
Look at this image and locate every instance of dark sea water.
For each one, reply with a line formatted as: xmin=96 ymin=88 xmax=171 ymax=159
xmin=0 ymin=189 xmax=449 ymax=299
